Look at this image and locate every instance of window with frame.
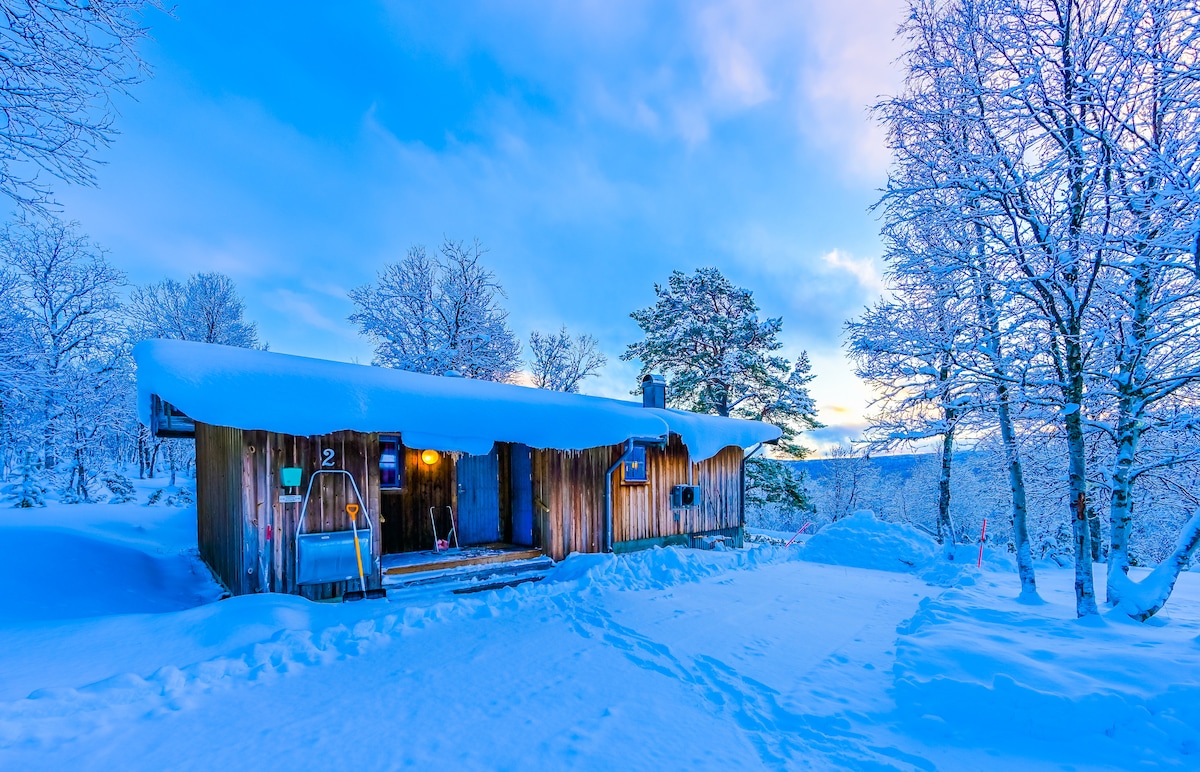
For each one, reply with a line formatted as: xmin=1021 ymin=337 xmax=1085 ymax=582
xmin=380 ymin=435 xmax=404 ymax=489
xmin=622 ymin=444 xmax=648 ymax=484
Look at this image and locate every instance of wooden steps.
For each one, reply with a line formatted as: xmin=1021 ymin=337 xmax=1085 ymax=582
xmin=383 ymin=546 xmax=544 ymax=577
xmin=380 ymin=545 xmax=554 ymax=592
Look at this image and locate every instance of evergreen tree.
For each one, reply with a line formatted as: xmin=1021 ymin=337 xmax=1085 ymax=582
xmin=744 ymin=456 xmax=813 ymax=528
xmin=2 ymin=449 xmax=47 ymax=507
xmin=101 ymin=468 xmax=136 ymax=504
xmin=622 ymin=267 xmax=820 ymax=456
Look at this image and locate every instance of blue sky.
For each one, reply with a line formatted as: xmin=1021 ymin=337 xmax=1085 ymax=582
xmin=48 ymin=0 xmax=905 ymax=451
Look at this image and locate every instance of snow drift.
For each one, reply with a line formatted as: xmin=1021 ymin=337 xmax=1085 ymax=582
xmin=800 ymin=511 xmax=940 ymax=573
xmin=0 ymin=527 xmax=220 ymax=623
xmin=892 ymin=591 xmax=1200 ymax=765
xmin=133 ymin=339 xmax=781 ymax=460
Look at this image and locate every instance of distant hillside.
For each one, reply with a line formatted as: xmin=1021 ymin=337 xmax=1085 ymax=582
xmin=787 ymin=452 xmax=935 ymax=481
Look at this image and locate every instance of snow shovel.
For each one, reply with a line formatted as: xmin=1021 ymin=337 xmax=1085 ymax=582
xmin=343 ymin=504 xmax=386 ymax=602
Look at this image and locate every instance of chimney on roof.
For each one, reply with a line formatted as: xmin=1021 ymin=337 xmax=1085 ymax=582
xmin=641 ymin=374 xmax=666 ymax=409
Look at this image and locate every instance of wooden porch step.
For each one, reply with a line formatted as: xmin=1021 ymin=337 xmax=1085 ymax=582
xmin=383 ymin=547 xmax=545 ymax=577
xmin=382 ymin=555 xmax=555 ymax=590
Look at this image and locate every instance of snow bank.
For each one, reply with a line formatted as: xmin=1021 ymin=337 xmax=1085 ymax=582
xmin=546 ymin=543 xmax=801 ymax=592
xmin=892 ymin=590 xmax=1200 ymax=765
xmin=797 ymin=511 xmax=1016 ymax=587
xmin=0 ymin=528 xmax=221 ymax=624
xmin=134 ymin=340 xmax=780 ymax=460
xmin=800 ymin=511 xmax=940 ymax=573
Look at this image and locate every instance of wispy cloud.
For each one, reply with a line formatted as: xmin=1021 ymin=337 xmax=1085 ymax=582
xmin=820 ymin=249 xmax=885 ymax=294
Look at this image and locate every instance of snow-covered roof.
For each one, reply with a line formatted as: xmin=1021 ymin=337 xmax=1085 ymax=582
xmin=133 ymin=340 xmax=781 ymax=461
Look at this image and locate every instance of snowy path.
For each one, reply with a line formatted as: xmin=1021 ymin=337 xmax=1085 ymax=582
xmin=1 ymin=500 xmax=1198 ymax=770
xmin=0 ymin=554 xmax=937 ymax=770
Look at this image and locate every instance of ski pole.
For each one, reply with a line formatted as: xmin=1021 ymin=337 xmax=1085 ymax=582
xmin=784 ymin=522 xmax=813 ymax=548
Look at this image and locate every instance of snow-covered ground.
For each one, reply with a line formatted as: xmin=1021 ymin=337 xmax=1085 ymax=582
xmin=1 ymin=492 xmax=1197 ymax=770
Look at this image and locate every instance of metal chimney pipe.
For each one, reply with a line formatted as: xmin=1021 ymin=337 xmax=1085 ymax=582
xmin=641 ymin=374 xmax=666 ymax=409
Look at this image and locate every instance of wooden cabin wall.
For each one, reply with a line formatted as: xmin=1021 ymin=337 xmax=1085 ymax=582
xmin=613 ymin=437 xmax=743 ymax=545
xmin=195 ymin=423 xmax=247 ymax=594
xmin=532 ymin=437 xmax=744 ymax=561
xmin=379 ymin=446 xmax=457 ymax=554
xmin=242 ymin=430 xmax=382 ymax=600
xmin=531 ymin=447 xmax=611 ymax=561
xmin=197 ymin=424 xmax=746 ymax=593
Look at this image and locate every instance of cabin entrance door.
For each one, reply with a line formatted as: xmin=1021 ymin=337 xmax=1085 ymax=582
xmin=455 ymin=448 xmax=501 ymax=545
xmin=510 ymin=444 xmax=534 ymax=546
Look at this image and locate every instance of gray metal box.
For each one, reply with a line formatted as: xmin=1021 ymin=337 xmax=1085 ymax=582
xmin=296 ymin=530 xmax=372 ymax=585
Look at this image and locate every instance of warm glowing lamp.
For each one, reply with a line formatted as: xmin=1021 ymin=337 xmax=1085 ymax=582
xmin=420 ymin=449 xmax=440 ymax=465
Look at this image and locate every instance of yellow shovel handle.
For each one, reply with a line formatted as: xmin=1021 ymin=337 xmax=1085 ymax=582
xmin=350 ymin=511 xmax=365 ymax=589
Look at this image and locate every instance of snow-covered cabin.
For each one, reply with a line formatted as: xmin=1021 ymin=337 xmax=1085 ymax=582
xmin=134 ymin=340 xmax=781 ymax=599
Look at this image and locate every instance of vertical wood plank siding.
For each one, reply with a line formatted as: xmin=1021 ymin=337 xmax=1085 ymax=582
xmin=532 ymin=436 xmax=744 ymax=561
xmin=195 ymin=423 xmax=246 ymax=594
xmin=246 ymin=430 xmax=384 ymax=600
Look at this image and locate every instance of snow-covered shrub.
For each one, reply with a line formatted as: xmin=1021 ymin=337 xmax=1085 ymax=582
xmin=2 ymin=450 xmax=48 ymax=508
xmin=165 ymin=487 xmax=194 ymax=507
xmin=145 ymin=488 xmax=164 ymax=506
xmin=101 ymin=471 xmax=137 ymax=504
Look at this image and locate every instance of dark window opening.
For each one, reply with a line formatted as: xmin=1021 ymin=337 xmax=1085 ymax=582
xmin=380 ymin=435 xmax=403 ymax=489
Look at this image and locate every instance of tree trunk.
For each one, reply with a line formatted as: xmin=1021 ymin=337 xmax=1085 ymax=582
xmin=137 ymin=427 xmax=148 ymax=479
xmin=1111 ymin=510 xmax=1200 ymax=621
xmin=1064 ymin=356 xmax=1099 ymax=617
xmin=937 ymin=413 xmax=957 ymax=561
xmin=973 ymin=264 xmax=1040 ymax=599
xmin=996 ymin=382 xmax=1040 ymax=601
xmin=1107 ymin=263 xmax=1150 ymax=605
xmin=148 ymin=441 xmax=160 ymax=479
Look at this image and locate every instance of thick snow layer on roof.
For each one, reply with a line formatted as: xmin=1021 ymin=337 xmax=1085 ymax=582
xmin=133 ymin=340 xmax=780 ymax=460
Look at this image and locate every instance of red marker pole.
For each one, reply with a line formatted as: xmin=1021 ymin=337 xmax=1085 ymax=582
xmin=977 ymin=518 xmax=988 ymax=568
xmin=784 ymin=522 xmax=813 ymax=548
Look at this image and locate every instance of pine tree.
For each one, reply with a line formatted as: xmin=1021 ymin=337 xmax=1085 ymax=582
xmin=101 ymin=469 xmax=137 ymax=504
xmin=622 ymin=267 xmax=820 ymax=456
xmin=744 ymin=456 xmax=813 ymax=529
xmin=2 ymin=449 xmax=47 ymax=507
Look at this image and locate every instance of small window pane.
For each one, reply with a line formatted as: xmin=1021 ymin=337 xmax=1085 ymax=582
xmin=622 ymin=445 xmax=648 ymax=484
xmin=380 ymin=436 xmax=403 ymax=489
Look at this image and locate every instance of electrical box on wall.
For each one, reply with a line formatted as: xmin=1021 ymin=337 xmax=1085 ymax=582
xmin=670 ymin=484 xmax=700 ymax=509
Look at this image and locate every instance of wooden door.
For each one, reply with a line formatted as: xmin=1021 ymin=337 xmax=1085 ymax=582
xmin=456 ymin=448 xmax=501 ymax=545
xmin=510 ymin=444 xmax=534 ymax=546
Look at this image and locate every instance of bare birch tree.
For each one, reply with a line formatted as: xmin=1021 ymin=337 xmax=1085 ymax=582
xmin=349 ymin=239 xmax=522 ymax=382
xmin=528 ymin=326 xmax=606 ymax=393
xmin=0 ymin=0 xmax=163 ymax=208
